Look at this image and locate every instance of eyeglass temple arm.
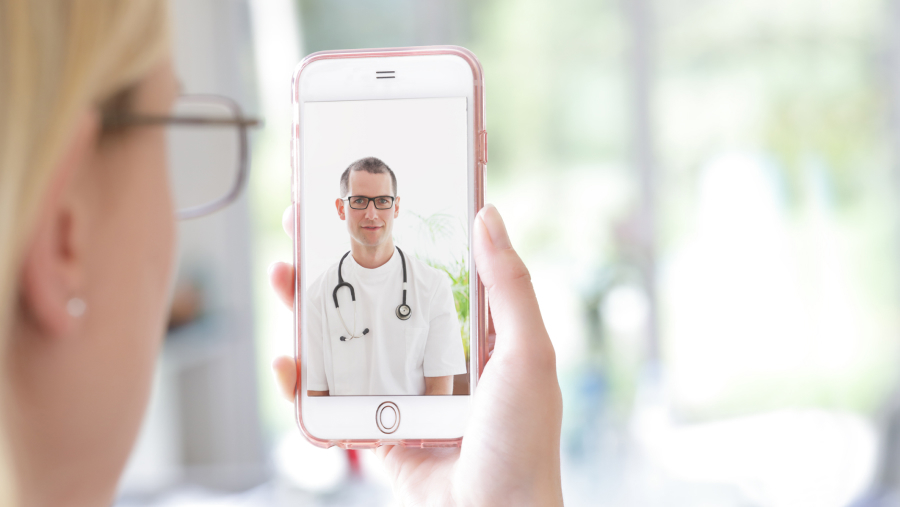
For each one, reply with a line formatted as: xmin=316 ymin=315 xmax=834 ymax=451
xmin=103 ymin=115 xmax=262 ymax=129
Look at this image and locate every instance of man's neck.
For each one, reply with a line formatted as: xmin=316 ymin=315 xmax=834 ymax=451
xmin=351 ymin=239 xmax=395 ymax=269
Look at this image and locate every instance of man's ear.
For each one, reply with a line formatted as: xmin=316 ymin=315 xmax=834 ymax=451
xmin=19 ymin=110 xmax=100 ymax=338
xmin=335 ymin=198 xmax=345 ymax=220
xmin=393 ymin=196 xmax=400 ymax=219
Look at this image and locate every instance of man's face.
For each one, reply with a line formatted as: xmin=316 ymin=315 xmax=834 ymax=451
xmin=336 ymin=170 xmax=399 ymax=248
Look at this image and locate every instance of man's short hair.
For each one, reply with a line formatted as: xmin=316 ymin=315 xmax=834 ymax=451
xmin=340 ymin=157 xmax=398 ymax=197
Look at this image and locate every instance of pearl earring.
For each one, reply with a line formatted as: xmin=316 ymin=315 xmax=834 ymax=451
xmin=67 ymin=297 xmax=87 ymax=318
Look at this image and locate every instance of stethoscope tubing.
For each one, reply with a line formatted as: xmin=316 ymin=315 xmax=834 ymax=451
xmin=333 ymin=247 xmax=411 ymax=341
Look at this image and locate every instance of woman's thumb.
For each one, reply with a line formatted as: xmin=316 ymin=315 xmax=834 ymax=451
xmin=474 ymin=205 xmax=552 ymax=359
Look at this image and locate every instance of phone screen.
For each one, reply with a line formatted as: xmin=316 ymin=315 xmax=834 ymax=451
xmin=302 ymin=97 xmax=471 ymax=397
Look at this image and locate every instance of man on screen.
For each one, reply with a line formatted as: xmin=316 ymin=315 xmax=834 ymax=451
xmin=305 ymin=157 xmax=467 ymax=396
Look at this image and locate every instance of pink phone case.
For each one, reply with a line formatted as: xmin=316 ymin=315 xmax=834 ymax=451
xmin=290 ymin=45 xmax=487 ymax=449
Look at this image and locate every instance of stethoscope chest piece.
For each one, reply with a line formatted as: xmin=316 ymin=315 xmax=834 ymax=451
xmin=396 ymin=304 xmax=412 ymax=320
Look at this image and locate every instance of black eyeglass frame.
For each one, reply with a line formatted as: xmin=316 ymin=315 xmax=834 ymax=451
xmin=342 ymin=195 xmax=397 ymax=210
xmin=102 ymin=94 xmax=262 ymax=220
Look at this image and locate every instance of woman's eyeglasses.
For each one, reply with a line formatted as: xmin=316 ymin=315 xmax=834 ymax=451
xmin=102 ymin=94 xmax=261 ymax=220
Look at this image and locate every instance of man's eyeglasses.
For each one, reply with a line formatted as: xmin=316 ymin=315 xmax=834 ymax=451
xmin=343 ymin=196 xmax=396 ymax=210
xmin=103 ymin=94 xmax=261 ymax=220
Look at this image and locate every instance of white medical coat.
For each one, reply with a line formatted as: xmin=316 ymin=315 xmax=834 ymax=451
xmin=306 ymin=248 xmax=467 ymax=395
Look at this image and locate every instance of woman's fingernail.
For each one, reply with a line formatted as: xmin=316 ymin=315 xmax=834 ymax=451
xmin=480 ymin=204 xmax=512 ymax=250
xmin=282 ymin=206 xmax=294 ymax=236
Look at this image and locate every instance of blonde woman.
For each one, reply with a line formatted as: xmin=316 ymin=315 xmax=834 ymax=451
xmin=0 ymin=2 xmax=563 ymax=507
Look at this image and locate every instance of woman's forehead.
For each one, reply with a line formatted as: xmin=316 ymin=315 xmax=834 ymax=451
xmin=130 ymin=58 xmax=179 ymax=108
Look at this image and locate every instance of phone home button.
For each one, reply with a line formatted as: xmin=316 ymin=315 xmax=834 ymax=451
xmin=376 ymin=401 xmax=400 ymax=434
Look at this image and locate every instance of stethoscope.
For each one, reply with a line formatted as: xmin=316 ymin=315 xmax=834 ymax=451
xmin=332 ymin=246 xmax=412 ymax=342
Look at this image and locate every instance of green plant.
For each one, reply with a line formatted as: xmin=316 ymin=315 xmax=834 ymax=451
xmin=410 ymin=212 xmax=470 ymax=361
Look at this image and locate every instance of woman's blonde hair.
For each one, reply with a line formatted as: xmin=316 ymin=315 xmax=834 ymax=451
xmin=0 ymin=1 xmax=170 ymax=504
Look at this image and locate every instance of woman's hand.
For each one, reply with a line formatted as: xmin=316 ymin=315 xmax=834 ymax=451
xmin=269 ymin=204 xmax=563 ymax=506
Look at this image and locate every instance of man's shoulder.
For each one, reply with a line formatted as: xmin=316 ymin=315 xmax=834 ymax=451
xmin=308 ymin=259 xmax=342 ymax=298
xmin=406 ymin=254 xmax=452 ymax=287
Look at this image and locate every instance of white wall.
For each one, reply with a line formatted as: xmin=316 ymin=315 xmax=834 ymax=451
xmin=302 ymin=97 xmax=469 ymax=284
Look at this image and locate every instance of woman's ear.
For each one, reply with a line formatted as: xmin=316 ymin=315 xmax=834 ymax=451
xmin=19 ymin=110 xmax=100 ymax=338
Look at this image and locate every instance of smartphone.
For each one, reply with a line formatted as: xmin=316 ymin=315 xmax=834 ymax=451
xmin=290 ymin=46 xmax=487 ymax=448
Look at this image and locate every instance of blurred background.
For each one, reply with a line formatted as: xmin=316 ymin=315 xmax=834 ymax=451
xmin=114 ymin=0 xmax=900 ymax=505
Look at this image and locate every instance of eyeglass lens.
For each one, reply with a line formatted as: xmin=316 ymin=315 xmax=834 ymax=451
xmin=167 ymin=98 xmax=242 ymax=215
xmin=348 ymin=196 xmax=394 ymax=210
